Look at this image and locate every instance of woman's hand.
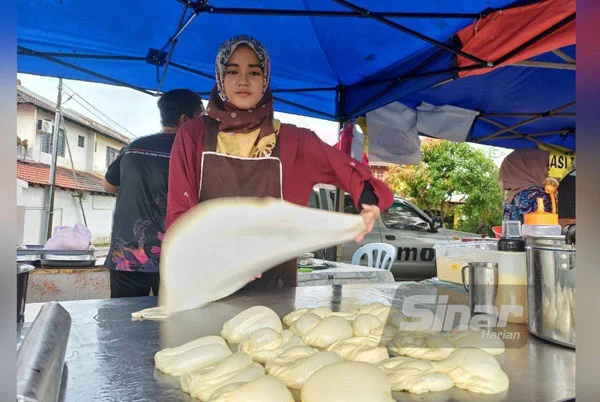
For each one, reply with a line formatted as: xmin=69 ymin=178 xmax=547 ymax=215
xmin=355 ymin=204 xmax=380 ymax=242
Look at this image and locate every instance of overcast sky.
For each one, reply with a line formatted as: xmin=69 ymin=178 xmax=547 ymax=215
xmin=18 ymin=73 xmax=510 ymax=165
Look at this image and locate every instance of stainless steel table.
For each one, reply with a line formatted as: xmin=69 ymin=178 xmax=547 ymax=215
xmin=29 ymin=283 xmax=574 ymax=402
xmin=298 ymin=259 xmax=395 ymax=286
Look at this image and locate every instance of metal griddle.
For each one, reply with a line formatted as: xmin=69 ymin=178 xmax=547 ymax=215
xmin=24 ymin=282 xmax=575 ymax=402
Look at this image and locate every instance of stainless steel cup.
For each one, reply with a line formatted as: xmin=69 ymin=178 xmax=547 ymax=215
xmin=461 ymin=262 xmax=498 ymax=315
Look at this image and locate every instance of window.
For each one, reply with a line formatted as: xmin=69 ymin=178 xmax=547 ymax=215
xmin=78 ymin=135 xmax=85 ymax=148
xmin=381 ymin=202 xmax=430 ymax=231
xmin=106 ymin=146 xmax=119 ymax=167
xmin=41 ymin=129 xmax=65 ymax=157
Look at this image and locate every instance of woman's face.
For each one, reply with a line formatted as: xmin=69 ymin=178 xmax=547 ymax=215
xmin=224 ymin=45 xmax=265 ymax=110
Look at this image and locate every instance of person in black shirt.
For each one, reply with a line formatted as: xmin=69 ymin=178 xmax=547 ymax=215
xmin=558 ymin=167 xmax=576 ymax=227
xmin=103 ymin=89 xmax=204 ymax=298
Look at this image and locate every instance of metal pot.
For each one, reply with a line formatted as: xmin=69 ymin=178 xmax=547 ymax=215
xmin=17 ymin=263 xmax=35 ymax=323
xmin=525 ymin=235 xmax=575 ymax=348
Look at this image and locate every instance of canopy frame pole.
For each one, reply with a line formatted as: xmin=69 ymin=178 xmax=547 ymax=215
xmin=492 ymin=130 xmax=572 ymax=140
xmin=476 ymin=115 xmax=574 ymax=152
xmin=483 ymin=112 xmax=575 ymax=118
xmin=492 ymin=13 xmax=576 ymax=66
xmin=345 ymin=47 xmax=447 ymax=117
xmin=18 ymin=47 xmax=157 ymax=96
xmin=174 ymin=1 xmax=484 ymax=19
xmin=157 ymin=5 xmax=198 ymax=92
xmin=510 ymin=60 xmax=576 ymax=70
xmin=478 ymin=102 xmax=576 ymax=142
xmin=332 ymin=0 xmax=492 ymax=67
xmin=274 ymin=96 xmax=336 ymax=120
xmin=553 ymin=49 xmax=575 ymax=63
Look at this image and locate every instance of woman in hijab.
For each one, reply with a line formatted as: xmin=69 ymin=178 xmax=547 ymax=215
xmin=166 ymin=35 xmax=394 ymax=289
xmin=497 ymin=148 xmax=553 ymax=223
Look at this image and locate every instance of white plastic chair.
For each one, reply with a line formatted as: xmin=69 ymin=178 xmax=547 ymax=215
xmin=351 ymin=243 xmax=397 ymax=271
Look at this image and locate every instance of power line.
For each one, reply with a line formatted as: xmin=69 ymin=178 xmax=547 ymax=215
xmin=62 ymin=83 xmax=138 ymax=138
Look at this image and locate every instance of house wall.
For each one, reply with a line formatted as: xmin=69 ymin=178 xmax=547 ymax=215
xmin=17 ymin=185 xmax=116 ymax=245
xmin=94 ymin=134 xmax=126 ymax=175
xmin=16 ymin=104 xmax=37 ymax=160
xmin=35 ymin=110 xmax=91 ymax=172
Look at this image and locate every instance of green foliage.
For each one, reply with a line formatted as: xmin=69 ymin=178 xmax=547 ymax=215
xmin=384 ymin=140 xmax=503 ymax=236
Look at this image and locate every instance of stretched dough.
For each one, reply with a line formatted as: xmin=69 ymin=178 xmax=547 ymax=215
xmin=155 ymin=343 xmax=232 ymax=376
xmin=155 ymin=335 xmax=226 ymax=367
xmin=432 ymin=348 xmax=509 ymax=394
xmin=208 ymin=375 xmax=294 ymax=402
xmin=265 ymin=347 xmax=342 ymax=389
xmin=158 ymin=197 xmax=365 ymax=315
xmin=447 ymin=328 xmax=505 ymax=355
xmin=221 ymin=306 xmax=283 ymax=344
xmin=238 ymin=328 xmax=303 ymax=363
xmin=327 ymin=337 xmax=389 ymax=364
xmin=289 ymin=313 xmax=322 ymax=337
xmin=387 ymin=332 xmax=454 ymax=361
xmin=303 ymin=316 xmax=353 ymax=348
xmin=301 ymin=361 xmax=394 ymax=402
xmin=131 ymin=306 xmax=169 ymax=321
xmin=180 ymin=353 xmax=264 ymax=401
xmin=378 ymin=357 xmax=454 ymax=394
xmin=283 ymin=308 xmax=311 ymax=326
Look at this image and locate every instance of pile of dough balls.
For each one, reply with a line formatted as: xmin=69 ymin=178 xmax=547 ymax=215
xmin=154 ymin=303 xmax=509 ymax=401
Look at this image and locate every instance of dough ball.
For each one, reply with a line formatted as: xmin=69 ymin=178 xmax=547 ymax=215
xmin=432 ymin=348 xmax=509 ymax=394
xmin=301 ymin=361 xmax=394 ymax=402
xmin=221 ymin=306 xmax=283 ymax=344
xmin=180 ymin=352 xmax=264 ymax=401
xmin=238 ymin=328 xmax=304 ymax=364
xmin=208 ymin=375 xmax=294 ymax=402
xmin=155 ymin=335 xmax=226 ymax=365
xmin=327 ymin=337 xmax=389 ymax=364
xmin=289 ymin=313 xmax=322 ymax=337
xmin=352 ymin=314 xmax=384 ymax=337
xmin=387 ymin=332 xmax=454 ymax=361
xmin=283 ymin=308 xmax=311 ymax=326
xmin=309 ymin=306 xmax=333 ymax=319
xmin=447 ymin=328 xmax=505 ymax=355
xmin=325 ymin=311 xmax=359 ymax=321
xmin=265 ymin=347 xmax=342 ymax=389
xmin=378 ymin=357 xmax=453 ymax=394
xmin=380 ymin=325 xmax=399 ymax=344
xmin=303 ymin=316 xmax=353 ymax=348
xmin=357 ymin=302 xmax=392 ymax=322
xmin=155 ymin=343 xmax=232 ymax=376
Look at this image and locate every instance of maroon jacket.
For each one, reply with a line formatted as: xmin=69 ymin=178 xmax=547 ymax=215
xmin=166 ymin=118 xmax=394 ymax=228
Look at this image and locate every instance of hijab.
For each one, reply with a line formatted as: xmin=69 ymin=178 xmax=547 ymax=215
xmin=498 ymin=148 xmax=550 ymax=203
xmin=206 ymin=35 xmax=275 ymax=136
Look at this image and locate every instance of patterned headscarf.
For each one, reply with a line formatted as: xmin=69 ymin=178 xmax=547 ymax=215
xmin=207 ymin=35 xmax=275 ymax=135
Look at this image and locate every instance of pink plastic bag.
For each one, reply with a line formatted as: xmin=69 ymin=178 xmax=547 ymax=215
xmin=43 ymin=223 xmax=91 ymax=250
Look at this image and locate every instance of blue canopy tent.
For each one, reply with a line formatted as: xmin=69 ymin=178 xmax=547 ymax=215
xmin=17 ymin=0 xmax=575 ymax=150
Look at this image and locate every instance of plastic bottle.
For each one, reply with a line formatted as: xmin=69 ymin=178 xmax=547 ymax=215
xmin=522 ymin=198 xmax=562 ymax=237
xmin=494 ymin=221 xmax=528 ymax=324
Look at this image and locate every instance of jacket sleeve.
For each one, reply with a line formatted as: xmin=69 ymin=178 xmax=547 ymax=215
xmin=300 ymin=129 xmax=394 ymax=212
xmin=166 ymin=120 xmax=204 ymax=229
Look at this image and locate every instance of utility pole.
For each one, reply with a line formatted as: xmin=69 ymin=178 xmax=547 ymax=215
xmin=43 ymin=78 xmax=63 ymax=241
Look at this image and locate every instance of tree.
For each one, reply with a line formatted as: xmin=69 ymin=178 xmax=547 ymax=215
xmin=383 ymin=140 xmax=503 ymax=235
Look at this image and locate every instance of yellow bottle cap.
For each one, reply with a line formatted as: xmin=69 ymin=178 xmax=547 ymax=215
xmin=524 ymin=197 xmax=558 ymax=225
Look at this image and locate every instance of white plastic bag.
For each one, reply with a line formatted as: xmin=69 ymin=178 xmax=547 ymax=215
xmin=43 ymin=223 xmax=91 ymax=250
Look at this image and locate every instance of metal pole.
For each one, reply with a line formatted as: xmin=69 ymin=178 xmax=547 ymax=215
xmin=44 ymin=78 xmax=63 ymax=241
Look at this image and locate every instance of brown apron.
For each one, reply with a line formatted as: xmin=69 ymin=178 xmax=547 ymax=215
xmin=198 ymin=117 xmax=297 ymax=289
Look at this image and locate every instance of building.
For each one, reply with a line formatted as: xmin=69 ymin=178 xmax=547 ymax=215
xmin=16 ymin=84 xmax=130 ymax=245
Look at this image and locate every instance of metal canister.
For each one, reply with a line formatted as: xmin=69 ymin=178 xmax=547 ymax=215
xmin=526 ymin=235 xmax=575 ymax=348
xmin=17 ymin=263 xmax=34 ymax=323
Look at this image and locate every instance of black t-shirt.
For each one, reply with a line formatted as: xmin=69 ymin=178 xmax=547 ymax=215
xmin=558 ymin=169 xmax=576 ymax=219
xmin=104 ymin=133 xmax=176 ymax=272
